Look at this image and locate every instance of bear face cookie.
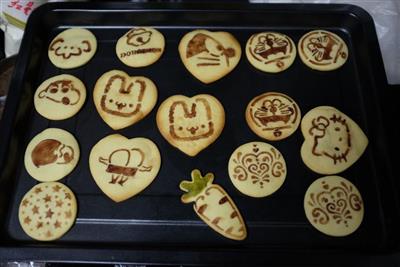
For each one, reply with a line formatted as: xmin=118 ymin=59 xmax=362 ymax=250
xmin=304 ymin=176 xmax=364 ymax=237
xmin=24 ymin=128 xmax=80 ymax=182
xmin=246 ymin=92 xmax=301 ymax=141
xmin=246 ymin=32 xmax=296 ymax=73
xmin=89 ymin=134 xmax=161 ymax=202
xmin=156 ymin=94 xmax=225 ymax=156
xmin=18 ymin=182 xmax=77 ymax=241
xmin=116 ymin=27 xmax=165 ymax=67
xmin=301 ymin=106 xmax=368 ymax=174
xmin=34 ymin=74 xmax=86 ymax=120
xmin=93 ymin=70 xmax=158 ymax=130
xmin=298 ymin=30 xmax=348 ymax=71
xmin=48 ymin=28 xmax=97 ymax=69
xmin=178 ymin=30 xmax=241 ymax=84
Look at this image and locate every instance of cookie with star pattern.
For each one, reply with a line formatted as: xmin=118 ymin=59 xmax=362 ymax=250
xmin=18 ymin=182 xmax=77 ymax=241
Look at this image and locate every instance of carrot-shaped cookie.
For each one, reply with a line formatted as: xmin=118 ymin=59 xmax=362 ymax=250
xmin=180 ymin=169 xmax=247 ymax=240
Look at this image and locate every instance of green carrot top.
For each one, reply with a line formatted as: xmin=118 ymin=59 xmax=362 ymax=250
xmin=179 ymin=169 xmax=214 ymax=203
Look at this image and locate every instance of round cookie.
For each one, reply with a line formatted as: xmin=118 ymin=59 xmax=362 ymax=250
xmin=34 ymin=74 xmax=86 ymax=120
xmin=89 ymin=134 xmax=161 ymax=202
xmin=298 ymin=30 xmax=348 ymax=71
xmin=228 ymin=142 xmax=286 ymax=198
xmin=116 ymin=27 xmax=165 ymax=67
xmin=178 ymin=30 xmax=242 ymax=84
xmin=156 ymin=94 xmax=225 ymax=157
xmin=93 ymin=70 xmax=158 ymax=130
xmin=18 ymin=182 xmax=77 ymax=241
xmin=246 ymin=92 xmax=301 ymax=141
xmin=304 ymin=176 xmax=364 ymax=237
xmin=246 ymin=32 xmax=296 ymax=73
xmin=48 ymin=28 xmax=97 ymax=69
xmin=24 ymin=128 xmax=80 ymax=182
xmin=300 ymin=106 xmax=368 ymax=175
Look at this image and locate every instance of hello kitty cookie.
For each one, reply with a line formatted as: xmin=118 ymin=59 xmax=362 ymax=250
xmin=246 ymin=92 xmax=301 ymax=141
xmin=116 ymin=27 xmax=165 ymax=67
xmin=24 ymin=128 xmax=80 ymax=182
xmin=18 ymin=182 xmax=77 ymax=241
xmin=93 ymin=70 xmax=158 ymax=130
xmin=298 ymin=30 xmax=348 ymax=71
xmin=48 ymin=28 xmax=97 ymax=69
xmin=156 ymin=94 xmax=225 ymax=156
xmin=34 ymin=74 xmax=86 ymax=120
xmin=301 ymin=106 xmax=368 ymax=174
xmin=246 ymin=32 xmax=296 ymax=73
xmin=178 ymin=30 xmax=241 ymax=84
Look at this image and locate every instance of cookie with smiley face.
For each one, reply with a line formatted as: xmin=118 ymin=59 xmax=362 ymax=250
xmin=116 ymin=27 xmax=165 ymax=67
xmin=156 ymin=94 xmax=225 ymax=156
xmin=179 ymin=30 xmax=241 ymax=84
xmin=301 ymin=106 xmax=368 ymax=174
xmin=93 ymin=70 xmax=158 ymax=130
xmin=34 ymin=74 xmax=86 ymax=120
xmin=48 ymin=28 xmax=97 ymax=69
xmin=24 ymin=128 xmax=80 ymax=182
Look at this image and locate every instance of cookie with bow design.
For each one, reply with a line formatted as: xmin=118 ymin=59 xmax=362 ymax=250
xmin=178 ymin=30 xmax=241 ymax=84
xmin=93 ymin=70 xmax=158 ymax=130
xmin=156 ymin=94 xmax=225 ymax=156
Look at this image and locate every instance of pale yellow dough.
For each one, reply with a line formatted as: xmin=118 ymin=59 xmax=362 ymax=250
xmin=304 ymin=176 xmax=364 ymax=237
xmin=178 ymin=30 xmax=241 ymax=84
xmin=89 ymin=134 xmax=161 ymax=202
xmin=116 ymin=27 xmax=165 ymax=67
xmin=228 ymin=142 xmax=286 ymax=198
xmin=156 ymin=94 xmax=225 ymax=157
xmin=34 ymin=74 xmax=86 ymax=120
xmin=301 ymin=106 xmax=368 ymax=175
xmin=246 ymin=32 xmax=296 ymax=73
xmin=48 ymin=28 xmax=97 ymax=69
xmin=18 ymin=182 xmax=77 ymax=241
xmin=93 ymin=70 xmax=158 ymax=130
xmin=24 ymin=128 xmax=80 ymax=182
xmin=298 ymin=30 xmax=348 ymax=71
xmin=246 ymin=92 xmax=301 ymax=141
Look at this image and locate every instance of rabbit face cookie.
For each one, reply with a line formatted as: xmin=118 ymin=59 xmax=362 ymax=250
xmin=156 ymin=94 xmax=225 ymax=156
xmin=93 ymin=70 xmax=157 ymax=130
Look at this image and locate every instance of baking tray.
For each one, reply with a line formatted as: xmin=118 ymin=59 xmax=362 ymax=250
xmin=0 ymin=2 xmax=399 ymax=265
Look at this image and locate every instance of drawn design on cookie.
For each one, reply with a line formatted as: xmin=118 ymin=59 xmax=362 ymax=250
xmin=299 ymin=30 xmax=348 ymax=71
xmin=127 ymin=28 xmax=152 ymax=46
xmin=169 ymin=98 xmax=214 ymax=141
xmin=38 ymin=80 xmax=81 ymax=106
xmin=18 ymin=182 xmax=77 ymax=241
xmin=307 ymin=180 xmax=362 ymax=227
xmin=247 ymin=92 xmax=300 ymax=140
xmin=186 ymin=33 xmax=236 ymax=67
xmin=308 ymin=114 xmax=351 ymax=165
xmin=100 ymin=75 xmax=146 ymax=117
xmin=49 ymin=38 xmax=91 ymax=59
xmin=249 ymin=33 xmax=291 ymax=67
xmin=31 ymin=139 xmax=74 ymax=168
xmin=304 ymin=176 xmax=364 ymax=236
xmin=98 ymin=148 xmax=152 ymax=186
xmin=232 ymin=143 xmax=285 ymax=188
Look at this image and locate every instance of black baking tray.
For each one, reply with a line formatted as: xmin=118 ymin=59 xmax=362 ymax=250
xmin=0 ymin=2 xmax=399 ymax=265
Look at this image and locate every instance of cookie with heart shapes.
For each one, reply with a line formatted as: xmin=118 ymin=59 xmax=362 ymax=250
xmin=89 ymin=134 xmax=161 ymax=202
xmin=301 ymin=106 xmax=368 ymax=175
xmin=156 ymin=94 xmax=225 ymax=156
xmin=178 ymin=30 xmax=241 ymax=84
xmin=93 ymin=70 xmax=158 ymax=130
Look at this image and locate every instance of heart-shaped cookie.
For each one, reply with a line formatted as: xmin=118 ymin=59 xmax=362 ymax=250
xmin=178 ymin=30 xmax=241 ymax=84
xmin=93 ymin=70 xmax=157 ymax=130
xmin=301 ymin=106 xmax=368 ymax=174
xmin=89 ymin=134 xmax=161 ymax=202
xmin=156 ymin=94 xmax=225 ymax=156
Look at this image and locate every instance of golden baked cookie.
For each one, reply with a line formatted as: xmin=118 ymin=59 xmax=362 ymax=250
xmin=178 ymin=30 xmax=241 ymax=84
